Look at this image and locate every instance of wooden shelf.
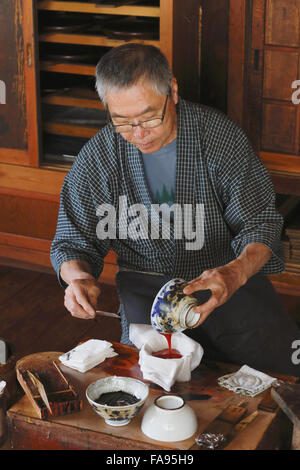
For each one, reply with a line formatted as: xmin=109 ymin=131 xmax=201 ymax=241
xmin=37 ymin=1 xmax=160 ymax=17
xmin=40 ymin=61 xmax=96 ymax=75
xmin=44 ymin=121 xmax=101 ymax=138
xmin=41 ymin=161 xmax=73 ymax=171
xmin=39 ymin=32 xmax=159 ymax=48
xmin=42 ymin=88 xmax=104 ymax=109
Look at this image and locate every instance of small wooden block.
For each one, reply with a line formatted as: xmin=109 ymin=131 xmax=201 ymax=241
xmin=217 ymin=404 xmax=247 ymax=424
xmin=257 ymin=391 xmax=278 ymax=413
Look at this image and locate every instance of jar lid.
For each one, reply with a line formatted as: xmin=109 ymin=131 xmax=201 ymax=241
xmin=179 ymin=301 xmax=199 ymax=328
xmin=185 ymin=308 xmax=200 ymax=327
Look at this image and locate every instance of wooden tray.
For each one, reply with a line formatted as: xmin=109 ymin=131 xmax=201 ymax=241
xmin=16 ymin=352 xmax=82 ymax=419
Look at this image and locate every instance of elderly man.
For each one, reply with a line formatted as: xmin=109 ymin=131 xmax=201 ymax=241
xmin=51 ymin=44 xmax=300 ymax=376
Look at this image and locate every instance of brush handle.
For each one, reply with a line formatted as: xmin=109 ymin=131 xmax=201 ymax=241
xmin=95 ymin=310 xmax=121 ymax=320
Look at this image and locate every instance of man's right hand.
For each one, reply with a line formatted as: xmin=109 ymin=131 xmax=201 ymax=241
xmin=60 ymin=260 xmax=101 ymax=319
xmin=64 ymin=278 xmax=101 ymax=319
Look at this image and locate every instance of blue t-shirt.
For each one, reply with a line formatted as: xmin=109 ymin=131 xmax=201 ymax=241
xmin=141 ymin=138 xmax=177 ymax=206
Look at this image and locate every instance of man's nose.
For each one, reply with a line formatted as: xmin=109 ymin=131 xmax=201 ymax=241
xmin=132 ymin=124 xmax=146 ymax=138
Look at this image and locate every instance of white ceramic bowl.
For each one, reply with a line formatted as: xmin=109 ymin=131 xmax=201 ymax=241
xmin=86 ymin=376 xmax=149 ymax=426
xmin=141 ymin=394 xmax=198 ymax=442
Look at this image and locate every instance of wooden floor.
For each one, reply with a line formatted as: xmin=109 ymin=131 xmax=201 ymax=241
xmin=0 ymin=265 xmax=121 ymax=360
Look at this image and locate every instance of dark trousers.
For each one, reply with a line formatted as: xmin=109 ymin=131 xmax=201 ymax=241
xmin=116 ymin=270 xmax=300 ymax=377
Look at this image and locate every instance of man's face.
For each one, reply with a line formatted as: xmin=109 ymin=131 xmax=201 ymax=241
xmin=106 ymin=78 xmax=178 ymax=154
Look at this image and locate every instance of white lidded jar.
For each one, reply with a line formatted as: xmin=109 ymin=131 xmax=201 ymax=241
xmin=150 ymin=278 xmax=201 ymax=334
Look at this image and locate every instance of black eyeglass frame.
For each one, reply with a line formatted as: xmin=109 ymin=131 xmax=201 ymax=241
xmin=108 ymin=94 xmax=169 ymax=133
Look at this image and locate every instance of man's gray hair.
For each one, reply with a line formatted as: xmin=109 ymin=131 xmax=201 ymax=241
xmin=95 ymin=43 xmax=173 ymax=104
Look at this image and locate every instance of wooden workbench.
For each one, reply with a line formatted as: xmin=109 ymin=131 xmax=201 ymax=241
xmin=6 ymin=342 xmax=297 ymax=450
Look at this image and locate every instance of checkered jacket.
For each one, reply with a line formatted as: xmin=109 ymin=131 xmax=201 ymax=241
xmin=50 ymin=98 xmax=284 ymax=282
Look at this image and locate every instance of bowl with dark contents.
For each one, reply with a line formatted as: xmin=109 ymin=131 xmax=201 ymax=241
xmin=86 ymin=376 xmax=149 ymax=426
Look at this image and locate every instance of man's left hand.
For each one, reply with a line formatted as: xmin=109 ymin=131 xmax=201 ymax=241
xmin=183 ymin=243 xmax=272 ymax=327
xmin=183 ymin=261 xmax=247 ymax=326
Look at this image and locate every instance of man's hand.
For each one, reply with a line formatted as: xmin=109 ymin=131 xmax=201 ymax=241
xmin=60 ymin=259 xmax=101 ymax=319
xmin=183 ymin=243 xmax=272 ymax=327
xmin=183 ymin=261 xmax=246 ymax=326
xmin=64 ymin=278 xmax=101 ymax=319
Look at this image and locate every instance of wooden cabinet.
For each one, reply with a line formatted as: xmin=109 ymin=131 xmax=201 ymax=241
xmin=1 ymin=0 xmax=229 ymax=282
xmin=246 ymin=0 xmax=300 ymax=192
xmin=228 ymin=0 xmax=300 ymax=294
xmin=0 ymin=0 xmax=40 ymax=166
xmin=228 ymin=0 xmax=300 ymax=189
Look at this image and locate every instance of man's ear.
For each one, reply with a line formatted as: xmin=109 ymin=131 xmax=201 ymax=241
xmin=170 ymin=77 xmax=179 ymax=104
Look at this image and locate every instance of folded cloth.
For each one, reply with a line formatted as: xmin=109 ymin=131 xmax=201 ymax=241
xmin=129 ymin=324 xmax=203 ymax=391
xmin=59 ymin=339 xmax=118 ymax=373
xmin=217 ymin=365 xmax=277 ymax=397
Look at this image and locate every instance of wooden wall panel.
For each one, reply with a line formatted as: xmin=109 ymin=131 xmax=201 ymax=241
xmin=227 ymin=0 xmax=248 ymax=126
xmin=262 ymin=103 xmax=297 ymax=154
xmin=172 ymin=0 xmax=201 ymax=103
xmin=198 ymin=0 xmax=229 ymax=112
xmin=0 ymin=230 xmax=118 ymax=284
xmin=0 ymin=0 xmax=40 ymax=166
xmin=0 ymin=162 xmax=67 ymax=202
xmin=0 ymin=0 xmax=27 ymax=150
xmin=263 ymin=49 xmax=299 ymax=100
xmin=265 ymin=0 xmax=300 ymax=47
xmin=0 ymin=194 xmax=59 ymax=239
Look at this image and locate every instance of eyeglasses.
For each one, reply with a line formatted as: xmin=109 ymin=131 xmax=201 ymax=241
xmin=109 ymin=95 xmax=169 ymax=133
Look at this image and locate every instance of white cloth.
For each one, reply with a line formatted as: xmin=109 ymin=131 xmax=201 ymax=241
xmin=59 ymin=339 xmax=118 ymax=373
xmin=129 ymin=324 xmax=203 ymax=391
xmin=218 ymin=365 xmax=277 ymax=397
